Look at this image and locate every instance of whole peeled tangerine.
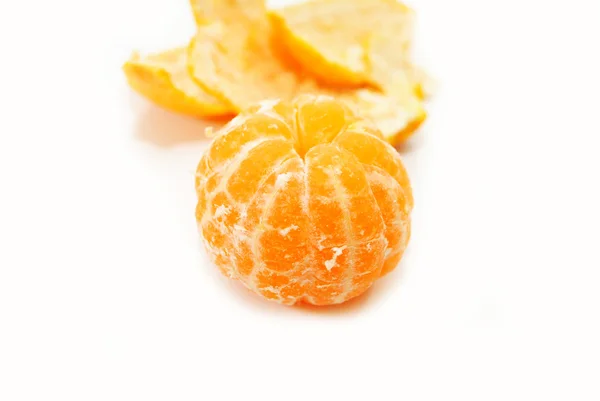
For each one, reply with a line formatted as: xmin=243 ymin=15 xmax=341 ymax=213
xmin=195 ymin=95 xmax=413 ymax=305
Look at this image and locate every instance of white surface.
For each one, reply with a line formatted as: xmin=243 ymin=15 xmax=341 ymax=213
xmin=1 ymin=0 xmax=600 ymax=399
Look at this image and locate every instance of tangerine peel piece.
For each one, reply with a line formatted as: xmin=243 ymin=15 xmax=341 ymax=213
xmin=123 ymin=47 xmax=233 ymax=118
xmin=269 ymin=0 xmax=431 ymax=98
xmin=187 ymin=0 xmax=425 ymax=143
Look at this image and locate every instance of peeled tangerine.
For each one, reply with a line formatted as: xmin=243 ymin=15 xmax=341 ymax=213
xmin=195 ymin=95 xmax=413 ymax=305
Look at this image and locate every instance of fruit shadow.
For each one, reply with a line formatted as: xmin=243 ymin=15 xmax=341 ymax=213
xmin=395 ymin=124 xmax=428 ymax=155
xmin=131 ymin=98 xmax=229 ymax=147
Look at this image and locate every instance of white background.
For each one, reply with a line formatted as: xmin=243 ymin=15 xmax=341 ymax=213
xmin=1 ymin=0 xmax=599 ymax=399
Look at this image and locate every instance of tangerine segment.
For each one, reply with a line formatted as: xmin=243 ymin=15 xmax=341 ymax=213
xmin=195 ymin=96 xmax=413 ymax=305
xmin=269 ymin=0 xmax=430 ymax=98
xmin=334 ymin=128 xmax=414 ymax=209
xmin=304 ymin=143 xmax=388 ymax=304
xmin=122 ymin=48 xmax=232 ymax=118
xmin=361 ymin=164 xmax=411 ymax=276
xmin=187 ymin=0 xmax=425 ymax=142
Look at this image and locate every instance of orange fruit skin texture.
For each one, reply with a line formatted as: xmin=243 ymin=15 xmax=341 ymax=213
xmin=195 ymin=95 xmax=413 ymax=305
xmin=269 ymin=0 xmax=432 ymax=99
xmin=188 ymin=0 xmax=426 ymax=143
xmin=122 ymin=48 xmax=233 ymax=118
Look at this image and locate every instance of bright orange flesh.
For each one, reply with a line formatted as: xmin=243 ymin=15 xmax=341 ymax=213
xmin=123 ymin=48 xmax=233 ymax=118
xmin=195 ymin=96 xmax=413 ymax=305
xmin=269 ymin=0 xmax=432 ymax=98
xmin=188 ymin=0 xmax=426 ymax=143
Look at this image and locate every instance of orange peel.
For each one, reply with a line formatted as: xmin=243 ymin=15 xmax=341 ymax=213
xmin=269 ymin=0 xmax=432 ymax=98
xmin=187 ymin=0 xmax=426 ymax=143
xmin=123 ymin=47 xmax=233 ymax=118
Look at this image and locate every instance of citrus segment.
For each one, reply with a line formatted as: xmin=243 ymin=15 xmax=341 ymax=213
xmin=187 ymin=0 xmax=425 ymax=142
xmin=122 ymin=48 xmax=232 ymax=117
xmin=334 ymin=129 xmax=414 ymax=208
xmin=195 ymin=96 xmax=413 ymax=305
xmin=362 ymin=164 xmax=411 ymax=276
